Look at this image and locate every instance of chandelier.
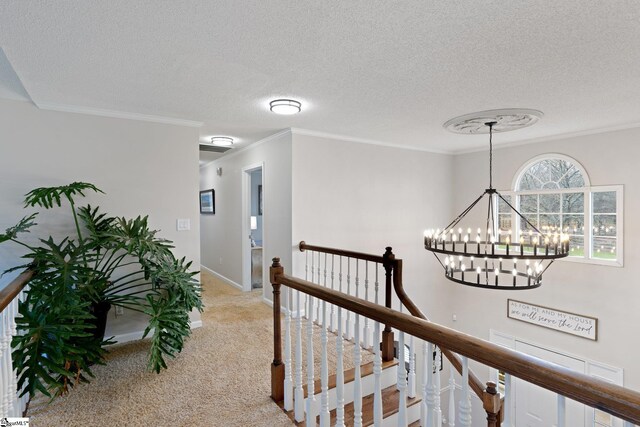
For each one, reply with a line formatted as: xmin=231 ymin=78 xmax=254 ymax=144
xmin=424 ymin=110 xmax=569 ymax=289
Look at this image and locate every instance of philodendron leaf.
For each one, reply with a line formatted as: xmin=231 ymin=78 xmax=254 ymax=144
xmin=0 ymin=213 xmax=38 ymax=243
xmin=24 ymin=182 xmax=103 ymax=209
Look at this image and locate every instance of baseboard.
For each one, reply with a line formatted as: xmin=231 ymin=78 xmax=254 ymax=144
xmin=200 ymin=265 xmax=243 ymax=290
xmin=263 ymin=297 xmax=308 ymax=319
xmin=109 ymin=319 xmax=203 ymax=345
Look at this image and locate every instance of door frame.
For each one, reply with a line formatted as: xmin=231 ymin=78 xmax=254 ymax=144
xmin=489 ymin=329 xmax=624 ymax=427
xmin=241 ymin=162 xmax=264 ymax=292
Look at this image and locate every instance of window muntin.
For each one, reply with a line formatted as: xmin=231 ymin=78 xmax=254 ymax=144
xmin=501 ymin=156 xmax=622 ymax=266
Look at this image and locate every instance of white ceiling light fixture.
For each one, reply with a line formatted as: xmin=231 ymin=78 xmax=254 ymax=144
xmin=269 ymin=99 xmax=302 ymax=115
xmin=210 ymin=136 xmax=234 ymax=146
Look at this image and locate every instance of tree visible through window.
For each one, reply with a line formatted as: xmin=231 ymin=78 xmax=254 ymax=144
xmin=498 ymin=156 xmax=622 ymax=265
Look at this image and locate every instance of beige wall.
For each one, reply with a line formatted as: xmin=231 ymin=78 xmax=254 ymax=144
xmin=199 ymin=131 xmax=293 ymax=301
xmin=0 ymin=98 xmax=201 ymax=337
xmin=290 ymin=132 xmax=455 ymax=324
xmin=450 ymin=127 xmax=640 ymax=390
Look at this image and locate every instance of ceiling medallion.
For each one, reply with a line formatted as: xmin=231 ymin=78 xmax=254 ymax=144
xmin=425 ymin=113 xmax=569 ymax=290
xmin=443 ymin=108 xmax=543 ymax=134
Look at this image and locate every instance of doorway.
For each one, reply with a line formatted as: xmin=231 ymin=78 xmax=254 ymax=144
xmin=490 ymin=330 xmax=624 ymax=427
xmin=242 ymin=163 xmax=264 ymax=292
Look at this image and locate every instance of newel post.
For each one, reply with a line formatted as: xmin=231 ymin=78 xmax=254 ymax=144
xmin=270 ymin=257 xmax=285 ymax=402
xmin=381 ymin=247 xmax=395 ymax=361
xmin=483 ymin=381 xmax=502 ymax=427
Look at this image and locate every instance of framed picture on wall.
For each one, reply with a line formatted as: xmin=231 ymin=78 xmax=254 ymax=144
xmin=200 ymin=189 xmax=215 ymax=214
xmin=258 ymin=185 xmax=263 ymax=215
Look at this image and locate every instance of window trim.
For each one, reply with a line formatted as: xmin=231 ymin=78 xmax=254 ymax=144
xmin=501 ymin=155 xmax=623 ymax=268
xmin=511 ymin=153 xmax=591 ymax=191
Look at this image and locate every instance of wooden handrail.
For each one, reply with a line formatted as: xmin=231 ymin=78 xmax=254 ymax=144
xmin=391 ymin=257 xmax=485 ymax=400
xmin=0 ymin=269 xmax=33 ymax=313
xmin=272 ymin=267 xmax=640 ymax=424
xmin=299 ymin=241 xmax=387 ymax=264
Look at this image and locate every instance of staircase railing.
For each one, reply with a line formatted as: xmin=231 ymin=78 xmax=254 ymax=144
xmin=270 ymin=246 xmax=640 ymax=426
xmin=0 ymin=269 xmax=33 ymax=418
xmin=298 ymin=242 xmax=488 ymax=421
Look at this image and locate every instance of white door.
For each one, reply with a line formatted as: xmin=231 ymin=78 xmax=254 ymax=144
xmin=515 ymin=341 xmax=586 ymax=427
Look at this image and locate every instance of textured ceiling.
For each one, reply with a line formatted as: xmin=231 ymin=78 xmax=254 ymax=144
xmin=1 ymin=1 xmax=639 ymax=154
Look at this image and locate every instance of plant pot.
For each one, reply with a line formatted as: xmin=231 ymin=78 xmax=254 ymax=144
xmin=90 ymin=301 xmax=112 ymax=341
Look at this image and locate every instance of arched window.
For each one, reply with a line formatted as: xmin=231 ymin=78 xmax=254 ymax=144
xmin=497 ymin=154 xmax=622 ymax=266
xmin=516 ymin=156 xmax=587 ymax=191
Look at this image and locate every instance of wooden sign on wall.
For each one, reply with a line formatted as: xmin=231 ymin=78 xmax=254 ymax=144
xmin=507 ymin=299 xmax=598 ymax=341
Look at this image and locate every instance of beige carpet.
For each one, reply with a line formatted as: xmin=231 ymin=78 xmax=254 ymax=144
xmin=27 ymin=271 xmax=373 ymax=426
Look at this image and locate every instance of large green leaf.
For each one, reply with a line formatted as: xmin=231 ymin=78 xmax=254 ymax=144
xmin=24 ymin=182 xmax=103 ymax=209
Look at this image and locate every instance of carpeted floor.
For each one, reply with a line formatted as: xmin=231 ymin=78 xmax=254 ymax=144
xmin=27 ymin=271 xmax=373 ymax=426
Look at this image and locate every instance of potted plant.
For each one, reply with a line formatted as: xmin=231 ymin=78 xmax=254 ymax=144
xmin=0 ymin=182 xmax=203 ymax=399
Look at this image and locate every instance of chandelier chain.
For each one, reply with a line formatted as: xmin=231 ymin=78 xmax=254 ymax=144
xmin=488 ymin=122 xmax=494 ymax=189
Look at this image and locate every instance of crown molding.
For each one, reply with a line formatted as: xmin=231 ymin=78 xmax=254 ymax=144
xmin=34 ymin=101 xmax=203 ymax=128
xmin=199 ymin=128 xmax=292 ymax=169
xmin=290 ymin=127 xmax=449 ymax=155
xmin=453 ymin=120 xmax=640 ymax=155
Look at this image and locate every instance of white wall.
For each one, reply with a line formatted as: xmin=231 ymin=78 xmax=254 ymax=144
xmin=450 ymin=127 xmax=640 ymax=390
xmin=290 ymin=133 xmax=455 ymax=325
xmin=0 ymin=98 xmax=201 ymax=337
xmin=199 ymin=130 xmax=292 ymax=300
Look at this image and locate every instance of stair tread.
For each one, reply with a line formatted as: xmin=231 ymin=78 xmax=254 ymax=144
xmin=276 ymin=360 xmax=402 ymax=426
xmin=324 ymin=384 xmax=422 ymax=427
xmin=302 ymin=359 xmax=398 ymax=398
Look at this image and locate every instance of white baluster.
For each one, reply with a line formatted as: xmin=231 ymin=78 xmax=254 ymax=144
xmin=8 ymin=299 xmax=19 ymax=417
xmin=408 ymin=336 xmax=416 ymax=398
xmin=294 ymin=290 xmax=304 ymax=422
xmin=374 ymin=262 xmax=380 ymax=306
xmin=397 ymin=329 xmax=408 ymax=426
xmin=355 ymin=259 xmax=361 ymax=350
xmin=319 ymin=299 xmax=329 ymax=427
xmin=323 ymin=253 xmax=330 ymax=334
xmin=329 ymin=254 xmax=336 ymax=332
xmin=336 ymin=257 xmax=345 ymax=427
xmin=353 ymin=261 xmax=363 ymax=427
xmin=503 ymin=373 xmax=511 ymax=427
xmin=304 ymin=251 xmax=309 ymax=322
xmin=306 ymin=294 xmax=316 ymax=425
xmin=373 ymin=320 xmax=383 ymax=426
xmin=448 ymin=370 xmax=456 ymax=427
xmin=363 ymin=261 xmax=371 ymax=349
xmin=283 ymin=287 xmax=293 ymax=411
xmin=421 ymin=341 xmax=429 ymax=427
xmin=345 ymin=259 xmax=352 ymax=340
xmin=1 ymin=309 xmax=9 ymax=417
xmin=557 ymin=395 xmax=566 ymax=427
xmin=315 ymin=252 xmax=321 ymax=322
xmin=433 ymin=347 xmax=442 ymax=427
xmin=424 ymin=342 xmax=435 ymax=427
xmin=310 ymin=251 xmax=316 ymax=323
xmin=458 ymin=357 xmax=472 ymax=427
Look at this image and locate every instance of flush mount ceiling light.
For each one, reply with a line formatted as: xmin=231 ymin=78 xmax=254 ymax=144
xmin=269 ymin=99 xmax=302 ymax=115
xmin=210 ymin=136 xmax=234 ymax=146
xmin=424 ymin=110 xmax=568 ymax=290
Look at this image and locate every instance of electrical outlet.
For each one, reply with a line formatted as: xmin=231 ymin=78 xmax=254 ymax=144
xmin=219 ymin=257 xmax=223 ymax=265
xmin=115 ymin=305 xmax=124 ymax=316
